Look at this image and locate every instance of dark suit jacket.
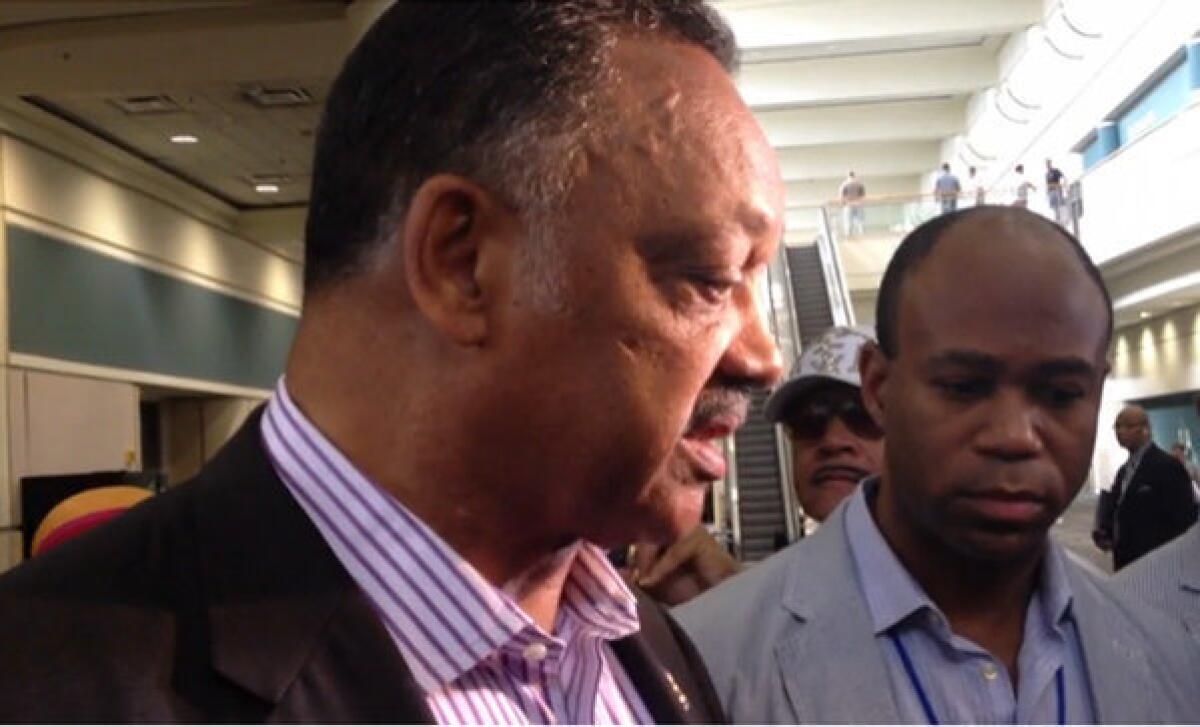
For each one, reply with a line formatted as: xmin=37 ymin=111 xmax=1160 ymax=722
xmin=1105 ymin=444 xmax=1198 ymax=570
xmin=0 ymin=411 xmax=724 ymax=723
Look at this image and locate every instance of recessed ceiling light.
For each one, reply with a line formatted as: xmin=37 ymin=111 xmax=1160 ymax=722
xmin=169 ymin=134 xmax=198 ymax=144
xmin=254 ymin=183 xmax=280 ymax=194
xmin=1139 ymin=311 xmax=1152 ymax=319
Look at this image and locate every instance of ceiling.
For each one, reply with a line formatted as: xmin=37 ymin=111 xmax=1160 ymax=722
xmin=713 ymin=0 xmax=1041 ymax=212
xmin=0 ymin=0 xmax=1043 ymax=257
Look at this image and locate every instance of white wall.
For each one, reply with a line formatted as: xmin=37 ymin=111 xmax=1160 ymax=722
xmin=1078 ymin=102 xmax=1200 ymax=266
xmin=8 ymin=370 xmax=140 ymax=479
xmin=967 ymin=1 xmax=1200 ymax=198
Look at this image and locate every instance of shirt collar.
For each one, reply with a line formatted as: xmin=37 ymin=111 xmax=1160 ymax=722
xmin=845 ymin=480 xmax=932 ymax=634
xmin=1129 ymin=440 xmax=1152 ymax=463
xmin=846 ymin=477 xmax=1075 ymax=636
xmin=262 ymin=378 xmax=640 ymax=692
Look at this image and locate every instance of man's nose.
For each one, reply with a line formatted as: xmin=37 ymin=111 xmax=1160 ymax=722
xmin=719 ymin=282 xmax=783 ymax=388
xmin=975 ymin=390 xmax=1044 ymax=459
xmin=817 ymin=418 xmax=861 ymax=456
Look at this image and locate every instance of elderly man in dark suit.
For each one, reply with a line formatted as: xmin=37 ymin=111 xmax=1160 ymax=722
xmin=0 ymin=1 xmax=787 ymax=722
xmin=1094 ymin=404 xmax=1198 ymax=570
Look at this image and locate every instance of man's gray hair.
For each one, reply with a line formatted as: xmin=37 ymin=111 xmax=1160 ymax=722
xmin=304 ymin=1 xmax=738 ymax=303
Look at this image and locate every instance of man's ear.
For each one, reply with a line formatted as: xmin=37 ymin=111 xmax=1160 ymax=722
xmin=400 ymin=174 xmax=514 ymax=346
xmin=859 ymin=341 xmax=889 ymax=430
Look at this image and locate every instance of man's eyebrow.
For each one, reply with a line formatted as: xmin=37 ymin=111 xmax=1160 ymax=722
xmin=736 ymin=203 xmax=774 ymax=237
xmin=925 ymin=350 xmax=1004 ymax=374
xmin=636 ymin=224 xmax=727 ymax=262
xmin=925 ymin=351 xmax=1100 ymax=378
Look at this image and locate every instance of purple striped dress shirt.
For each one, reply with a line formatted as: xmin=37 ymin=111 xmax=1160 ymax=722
xmin=261 ymin=380 xmax=655 ymax=725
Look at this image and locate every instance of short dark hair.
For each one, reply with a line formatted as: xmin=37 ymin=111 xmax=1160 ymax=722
xmin=304 ymin=0 xmax=737 ymax=291
xmin=874 ymin=206 xmax=1113 ymax=358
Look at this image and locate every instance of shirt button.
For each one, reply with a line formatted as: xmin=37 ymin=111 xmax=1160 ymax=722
xmin=982 ymin=663 xmax=999 ymax=681
xmin=523 ymin=642 xmax=548 ymax=662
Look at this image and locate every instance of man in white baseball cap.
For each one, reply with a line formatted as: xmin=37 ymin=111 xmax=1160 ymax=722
xmin=765 ymin=325 xmax=883 ymax=522
xmin=632 ymin=326 xmax=881 ymax=606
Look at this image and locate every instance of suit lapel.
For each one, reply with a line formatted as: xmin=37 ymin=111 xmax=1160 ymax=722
xmin=194 ymin=411 xmax=432 ymax=723
xmin=610 ymin=634 xmax=698 ymax=724
xmin=776 ymin=510 xmax=902 ymax=724
xmin=267 ymin=589 xmax=432 ymax=723
xmin=608 ymin=591 xmax=719 ymax=724
xmin=1069 ymin=566 xmax=1158 ymax=723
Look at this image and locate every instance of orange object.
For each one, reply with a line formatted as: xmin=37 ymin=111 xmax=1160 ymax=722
xmin=31 ymin=486 xmax=151 ymax=557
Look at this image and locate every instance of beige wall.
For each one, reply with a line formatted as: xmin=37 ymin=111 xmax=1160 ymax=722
xmin=0 ymin=130 xmax=283 ymax=572
xmin=1 ymin=136 xmax=302 ymax=314
xmin=1087 ymin=304 xmax=1200 ymax=494
xmin=3 ymin=369 xmax=140 ymax=571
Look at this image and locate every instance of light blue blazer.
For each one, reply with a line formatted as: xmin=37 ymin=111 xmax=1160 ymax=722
xmin=675 ymin=500 xmax=1200 ymax=724
xmin=1116 ymin=523 xmax=1200 ymax=639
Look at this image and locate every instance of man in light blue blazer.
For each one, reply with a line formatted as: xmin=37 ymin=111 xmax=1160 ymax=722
xmin=676 ymin=207 xmax=1200 ymax=724
xmin=1116 ymin=523 xmax=1200 ymax=639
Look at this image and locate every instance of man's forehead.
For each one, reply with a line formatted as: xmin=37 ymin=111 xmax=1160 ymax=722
xmin=1117 ymin=407 xmax=1147 ymax=423
xmin=592 ymin=37 xmax=784 ymax=239
xmin=897 ymin=219 xmax=1109 ymax=358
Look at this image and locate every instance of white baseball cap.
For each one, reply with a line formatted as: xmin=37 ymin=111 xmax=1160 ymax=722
xmin=763 ymin=325 xmax=877 ymax=423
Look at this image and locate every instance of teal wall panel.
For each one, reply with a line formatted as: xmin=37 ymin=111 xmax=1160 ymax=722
xmin=7 ymin=224 xmax=298 ymax=390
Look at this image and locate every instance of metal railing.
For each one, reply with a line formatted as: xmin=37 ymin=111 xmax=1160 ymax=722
xmin=765 ymin=249 xmax=803 ymax=545
xmin=815 ymin=205 xmax=857 ymax=327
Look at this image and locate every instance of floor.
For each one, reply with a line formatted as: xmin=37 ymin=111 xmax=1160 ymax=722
xmin=1053 ymin=493 xmax=1112 ymax=575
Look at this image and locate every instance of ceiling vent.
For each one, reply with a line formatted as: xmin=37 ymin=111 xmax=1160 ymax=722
xmin=248 ymin=173 xmax=293 ymax=187
xmin=110 ymin=94 xmax=181 ymax=115
xmin=249 ymin=173 xmax=293 ymax=195
xmin=242 ymin=85 xmax=314 ymax=108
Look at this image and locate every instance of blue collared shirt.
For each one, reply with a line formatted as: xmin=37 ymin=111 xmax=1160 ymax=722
xmin=845 ymin=481 xmax=1097 ymax=724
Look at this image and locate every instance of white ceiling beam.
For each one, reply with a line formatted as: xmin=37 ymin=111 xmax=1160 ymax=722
xmin=777 ymin=140 xmax=942 ymax=182
xmin=714 ymin=0 xmax=1041 ymax=50
xmin=755 ymin=97 xmax=966 ymax=147
xmin=737 ymin=45 xmax=996 ymax=110
xmin=0 ymin=3 xmax=346 ymax=95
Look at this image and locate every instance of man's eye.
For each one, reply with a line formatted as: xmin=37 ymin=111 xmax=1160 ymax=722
xmin=689 ymin=275 xmax=737 ymax=303
xmin=1033 ymin=383 xmax=1086 ymax=408
xmin=934 ymin=378 xmax=991 ymax=400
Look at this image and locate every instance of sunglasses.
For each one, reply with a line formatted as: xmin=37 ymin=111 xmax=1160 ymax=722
xmin=784 ymin=391 xmax=883 ymax=442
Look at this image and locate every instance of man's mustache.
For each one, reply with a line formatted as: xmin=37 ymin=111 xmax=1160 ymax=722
xmin=685 ymin=385 xmax=753 ymax=435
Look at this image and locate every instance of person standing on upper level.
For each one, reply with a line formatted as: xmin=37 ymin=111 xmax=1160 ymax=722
xmin=840 ymin=170 xmax=867 ymax=237
xmin=933 ymin=162 xmax=961 ymax=214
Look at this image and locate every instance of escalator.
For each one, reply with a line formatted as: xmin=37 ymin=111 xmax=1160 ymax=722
xmin=726 ymin=209 xmax=852 ymax=560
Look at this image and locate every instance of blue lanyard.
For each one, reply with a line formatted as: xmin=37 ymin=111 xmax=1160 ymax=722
xmin=887 ymin=632 xmax=1066 ymax=725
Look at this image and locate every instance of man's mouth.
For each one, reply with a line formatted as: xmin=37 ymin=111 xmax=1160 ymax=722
xmin=811 ymin=464 xmax=870 ymax=488
xmin=957 ymin=488 xmax=1049 ymax=526
xmin=679 ymin=438 xmax=728 ymax=481
xmin=680 ymin=414 xmax=743 ymax=481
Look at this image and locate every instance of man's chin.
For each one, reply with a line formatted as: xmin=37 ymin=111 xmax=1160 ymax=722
xmin=634 ymin=484 xmax=709 ymax=545
xmin=950 ymin=527 xmax=1049 ymax=566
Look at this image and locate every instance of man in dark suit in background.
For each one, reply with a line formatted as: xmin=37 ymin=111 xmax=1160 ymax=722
xmin=1094 ymin=404 xmax=1198 ymax=570
xmin=0 ymin=1 xmax=786 ymax=721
